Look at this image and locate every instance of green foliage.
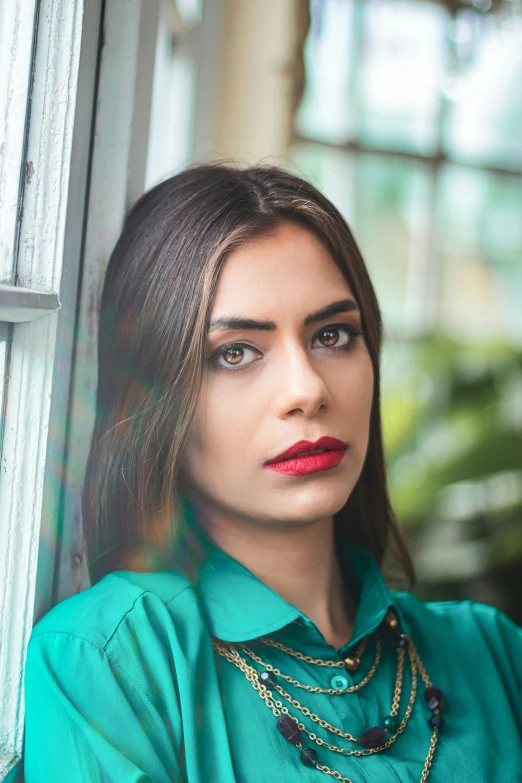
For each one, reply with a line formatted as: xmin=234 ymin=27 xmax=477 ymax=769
xmin=382 ymin=333 xmax=522 ymax=567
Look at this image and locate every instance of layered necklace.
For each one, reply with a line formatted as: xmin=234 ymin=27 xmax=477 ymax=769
xmin=211 ymin=608 xmax=445 ymax=781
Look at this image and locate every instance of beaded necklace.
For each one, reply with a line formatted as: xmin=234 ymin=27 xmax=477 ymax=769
xmin=211 ymin=608 xmax=445 ymax=781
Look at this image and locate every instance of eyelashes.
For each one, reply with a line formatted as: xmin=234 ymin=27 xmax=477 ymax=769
xmin=206 ymin=323 xmax=363 ymax=374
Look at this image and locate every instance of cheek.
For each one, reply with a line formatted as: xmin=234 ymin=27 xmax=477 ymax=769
xmin=346 ymin=352 xmax=374 ymax=409
xmin=186 ymin=386 xmax=255 ymax=466
xmin=362 ymin=358 xmax=375 ymax=413
xmin=338 ymin=355 xmax=374 ymax=451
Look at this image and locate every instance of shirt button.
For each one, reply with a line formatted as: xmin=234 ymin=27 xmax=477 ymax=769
xmin=330 ymin=674 xmax=349 ymax=690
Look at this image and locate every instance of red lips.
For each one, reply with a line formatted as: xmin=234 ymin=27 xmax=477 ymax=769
xmin=264 ymin=436 xmax=348 ymax=465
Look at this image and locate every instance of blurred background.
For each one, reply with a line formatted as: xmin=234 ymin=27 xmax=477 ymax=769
xmin=126 ymin=0 xmax=522 ymax=622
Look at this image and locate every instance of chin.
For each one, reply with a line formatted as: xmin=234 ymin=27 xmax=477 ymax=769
xmin=272 ymin=485 xmax=350 ymax=523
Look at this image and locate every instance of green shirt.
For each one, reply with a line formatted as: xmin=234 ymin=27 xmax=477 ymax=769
xmin=22 ymin=521 xmax=522 ymax=782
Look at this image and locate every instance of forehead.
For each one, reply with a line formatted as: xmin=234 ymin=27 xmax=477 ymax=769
xmin=212 ymin=222 xmax=354 ymax=310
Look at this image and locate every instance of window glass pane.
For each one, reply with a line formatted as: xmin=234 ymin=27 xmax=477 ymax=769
xmin=175 ymin=0 xmax=202 ymax=25
xmin=437 ymin=164 xmax=522 ymax=344
xmin=0 ymin=321 xmax=11 ymax=456
xmin=0 ymin=3 xmax=36 ymax=282
xmin=443 ymin=11 xmax=522 ymax=171
xmin=145 ymin=5 xmax=197 ymax=186
xmin=351 ymin=155 xmax=432 ymax=333
xmin=289 ymin=140 xmax=356 ymax=221
xmin=295 ymin=0 xmax=356 ymax=144
xmin=358 ymin=0 xmax=447 ymax=154
xmin=289 ymin=142 xmax=433 ymax=335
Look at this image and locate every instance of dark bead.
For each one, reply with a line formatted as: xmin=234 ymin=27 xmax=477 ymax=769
xmin=360 ymin=726 xmax=387 ymax=749
xmin=382 ymin=613 xmax=402 ymax=637
xmin=300 ymin=747 xmax=319 ymax=767
xmin=391 ymin=633 xmax=408 ymax=650
xmin=277 ymin=715 xmax=301 ymax=745
xmin=259 ymin=670 xmax=277 ymax=687
xmin=424 ymin=687 xmax=445 ymax=711
xmin=429 ymin=713 xmax=445 ymax=731
xmin=383 ymin=715 xmax=400 ymax=733
xmin=384 ymin=608 xmax=399 ymax=630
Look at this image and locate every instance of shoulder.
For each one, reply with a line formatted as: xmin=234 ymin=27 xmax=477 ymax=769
xmin=391 ymin=589 xmax=522 ymax=637
xmin=23 ymin=572 xmax=193 ymax=780
xmin=25 ymin=569 xmax=210 ymax=710
xmin=391 ymin=590 xmax=522 ymax=683
xmin=29 ymin=569 xmax=200 ymax=656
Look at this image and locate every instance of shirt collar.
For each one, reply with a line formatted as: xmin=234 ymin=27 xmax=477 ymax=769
xmin=176 ymin=500 xmax=411 ymax=650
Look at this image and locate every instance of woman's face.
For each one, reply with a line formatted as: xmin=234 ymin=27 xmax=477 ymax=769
xmin=180 ymin=221 xmax=374 ymax=533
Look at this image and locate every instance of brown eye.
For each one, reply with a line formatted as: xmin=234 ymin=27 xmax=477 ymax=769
xmin=320 ymin=328 xmax=342 ymax=347
xmin=207 ymin=343 xmax=260 ymax=372
xmin=314 ymin=326 xmax=354 ymax=350
xmin=223 ymin=347 xmax=244 ymax=365
xmin=206 ymin=324 xmax=363 ymax=375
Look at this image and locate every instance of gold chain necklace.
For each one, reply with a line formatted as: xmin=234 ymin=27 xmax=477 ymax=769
xmin=237 ymin=633 xmax=380 ymax=694
xmin=261 ymin=631 xmax=370 ymax=673
xmin=211 ymin=609 xmax=445 ymax=781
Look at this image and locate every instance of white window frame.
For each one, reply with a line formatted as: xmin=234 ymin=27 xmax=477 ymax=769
xmin=0 ymin=0 xmax=94 ymax=776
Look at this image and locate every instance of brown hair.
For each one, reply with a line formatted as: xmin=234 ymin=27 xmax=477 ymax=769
xmin=82 ymin=161 xmax=415 ymax=588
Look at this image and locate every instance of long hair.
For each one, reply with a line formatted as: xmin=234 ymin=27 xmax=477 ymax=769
xmin=82 ymin=161 xmax=415 ymax=588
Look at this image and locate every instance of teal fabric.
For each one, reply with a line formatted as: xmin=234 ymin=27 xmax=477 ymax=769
xmin=22 ymin=518 xmax=522 ymax=782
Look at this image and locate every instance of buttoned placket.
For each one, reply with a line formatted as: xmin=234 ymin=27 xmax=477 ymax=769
xmin=262 ymin=612 xmax=409 ymax=783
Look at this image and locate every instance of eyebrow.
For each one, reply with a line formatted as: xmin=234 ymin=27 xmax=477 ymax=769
xmin=208 ymin=298 xmax=360 ymax=334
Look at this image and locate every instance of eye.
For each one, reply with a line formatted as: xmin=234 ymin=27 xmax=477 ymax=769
xmin=206 ymin=323 xmax=363 ymax=374
xmin=313 ymin=324 xmax=361 ymax=351
xmin=208 ymin=343 xmax=260 ymax=372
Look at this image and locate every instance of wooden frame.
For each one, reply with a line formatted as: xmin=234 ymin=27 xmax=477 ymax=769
xmin=0 ymin=0 xmax=91 ymax=777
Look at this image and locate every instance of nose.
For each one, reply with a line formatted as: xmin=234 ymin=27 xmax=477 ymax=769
xmin=273 ymin=342 xmax=329 ymax=417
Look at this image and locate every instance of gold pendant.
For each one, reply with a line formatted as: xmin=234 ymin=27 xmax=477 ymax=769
xmin=343 ymin=655 xmax=360 ymax=672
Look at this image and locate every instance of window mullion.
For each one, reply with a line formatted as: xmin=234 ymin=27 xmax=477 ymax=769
xmin=0 ymin=284 xmax=60 ymax=323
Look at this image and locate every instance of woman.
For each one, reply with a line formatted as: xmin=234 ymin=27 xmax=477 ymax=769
xmin=23 ymin=163 xmax=521 ymax=782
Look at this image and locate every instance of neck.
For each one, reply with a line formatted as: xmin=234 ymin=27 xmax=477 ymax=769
xmin=189 ymin=495 xmax=356 ymax=650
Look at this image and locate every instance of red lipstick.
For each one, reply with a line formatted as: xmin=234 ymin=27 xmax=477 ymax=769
xmin=263 ymin=436 xmax=348 ymax=476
